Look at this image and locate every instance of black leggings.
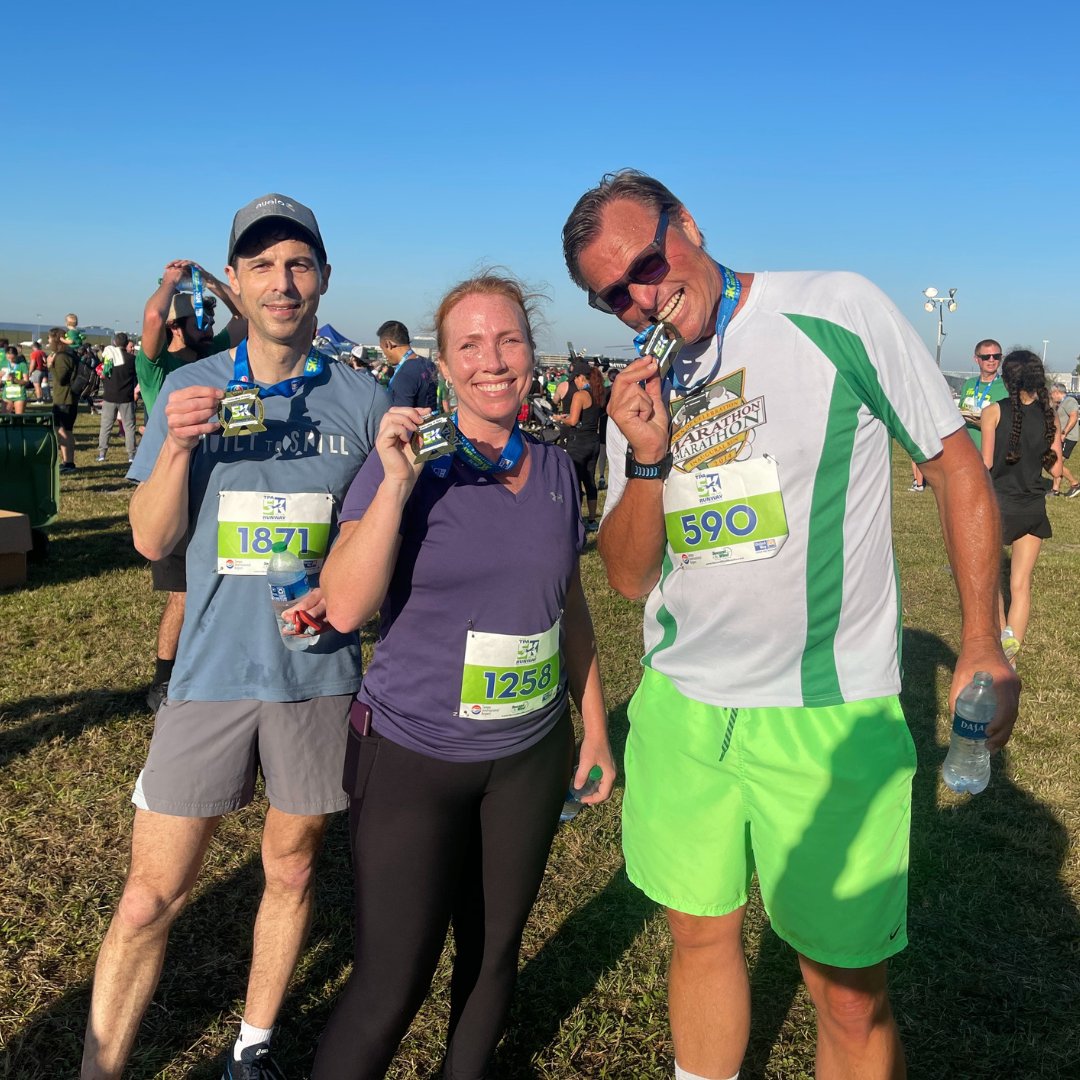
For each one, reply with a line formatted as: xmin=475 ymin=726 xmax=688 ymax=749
xmin=565 ymin=434 xmax=600 ymax=502
xmin=312 ymin=711 xmax=573 ymax=1080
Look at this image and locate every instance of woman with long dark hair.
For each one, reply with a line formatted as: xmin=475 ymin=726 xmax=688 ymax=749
xmin=553 ymin=359 xmax=606 ymax=532
xmin=980 ymin=349 xmax=1062 ymax=663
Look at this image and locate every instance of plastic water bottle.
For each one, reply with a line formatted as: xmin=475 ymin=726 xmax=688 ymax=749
xmin=267 ymin=541 xmax=319 ymax=651
xmin=942 ymin=672 xmax=995 ymax=794
xmin=560 ymin=766 xmax=604 ymax=823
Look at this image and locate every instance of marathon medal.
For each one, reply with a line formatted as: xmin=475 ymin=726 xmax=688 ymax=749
xmin=218 ymin=387 xmax=266 ymax=437
xmin=635 ymin=320 xmax=685 ymax=380
xmin=219 ymin=340 xmax=326 ymax=437
xmin=412 ymin=413 xmax=458 ymax=463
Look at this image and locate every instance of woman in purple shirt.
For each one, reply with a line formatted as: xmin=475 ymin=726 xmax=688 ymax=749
xmin=314 ymin=275 xmax=614 ymax=1080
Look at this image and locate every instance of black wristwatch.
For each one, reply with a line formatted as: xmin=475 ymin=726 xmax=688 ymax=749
xmin=625 ymin=447 xmax=673 ymax=480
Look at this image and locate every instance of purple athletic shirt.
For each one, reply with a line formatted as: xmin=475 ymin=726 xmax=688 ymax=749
xmin=338 ymin=437 xmax=585 ymax=762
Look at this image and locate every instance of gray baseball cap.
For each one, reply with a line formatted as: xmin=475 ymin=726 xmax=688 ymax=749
xmin=227 ymin=193 xmax=326 ymax=265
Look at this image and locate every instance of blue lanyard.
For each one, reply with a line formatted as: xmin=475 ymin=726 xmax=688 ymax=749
xmin=634 ymin=262 xmax=741 ymax=394
xmin=388 ymin=348 xmax=417 ymax=387
xmin=227 ymin=339 xmax=324 ymax=398
xmin=429 ymin=412 xmax=525 ymax=477
xmin=973 ymin=376 xmax=999 ymax=408
xmin=191 ymin=266 xmax=205 ymax=330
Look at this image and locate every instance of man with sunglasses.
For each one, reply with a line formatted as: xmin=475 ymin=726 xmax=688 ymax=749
xmin=562 ymin=170 xmax=1020 ymax=1080
xmin=136 ymin=261 xmax=248 ymax=713
xmin=958 ymin=339 xmax=1008 ymax=450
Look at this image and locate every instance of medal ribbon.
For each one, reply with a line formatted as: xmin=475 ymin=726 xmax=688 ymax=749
xmin=429 ymin=412 xmax=525 ymax=477
xmin=227 ymin=339 xmax=325 ymax=398
xmin=973 ymin=375 xmax=1000 ymax=409
xmin=191 ymin=266 xmax=205 ymax=330
xmin=633 ymin=262 xmax=741 ymax=395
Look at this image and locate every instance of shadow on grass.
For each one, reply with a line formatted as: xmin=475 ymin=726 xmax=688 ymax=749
xmin=0 ymin=689 xmax=150 ymax=769
xmin=493 ymin=867 xmax=657 ymax=1077
xmin=1 ymin=811 xmax=356 ymax=1079
xmin=23 ymin=516 xmax=146 ymax=587
xmin=896 ymin=628 xmax=1080 ymax=1079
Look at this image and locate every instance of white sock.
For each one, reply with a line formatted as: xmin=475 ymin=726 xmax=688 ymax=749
xmin=675 ymin=1064 xmax=739 ymax=1080
xmin=233 ymin=1020 xmax=274 ymax=1061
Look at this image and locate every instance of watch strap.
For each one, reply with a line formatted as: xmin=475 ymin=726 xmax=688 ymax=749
xmin=625 ymin=447 xmax=672 ymax=480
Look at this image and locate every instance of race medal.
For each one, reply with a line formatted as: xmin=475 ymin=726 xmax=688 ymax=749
xmin=636 ymin=320 xmax=685 ymax=380
xmin=458 ymin=621 xmax=561 ymax=720
xmin=663 ymin=455 xmax=789 ymax=568
xmin=412 ymin=414 xmax=457 ymax=463
xmin=218 ymin=388 xmax=266 ymax=437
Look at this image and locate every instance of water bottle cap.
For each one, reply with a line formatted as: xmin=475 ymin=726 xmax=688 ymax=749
xmin=271 ymin=541 xmax=287 ymax=553
xmin=588 ymin=765 xmax=603 ymax=781
xmin=973 ymin=671 xmax=993 ymax=685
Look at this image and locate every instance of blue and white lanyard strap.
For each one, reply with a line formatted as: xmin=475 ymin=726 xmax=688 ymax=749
xmin=227 ymin=339 xmax=325 ymax=398
xmin=191 ymin=266 xmax=205 ymax=330
xmin=633 ymin=262 xmax=741 ymax=395
xmin=388 ymin=348 xmax=417 ymax=387
xmin=973 ymin=376 xmax=999 ymax=409
xmin=429 ymin=412 xmax=525 ymax=478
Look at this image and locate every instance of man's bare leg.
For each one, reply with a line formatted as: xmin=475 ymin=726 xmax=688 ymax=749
xmin=81 ymin=809 xmax=220 ymax=1080
xmin=799 ymin=956 xmax=905 ymax=1080
xmin=157 ymin=591 xmax=186 ymax=662
xmin=239 ymin=807 xmax=329 ymax=1031
xmin=666 ymin=906 xmax=749 ymax=1079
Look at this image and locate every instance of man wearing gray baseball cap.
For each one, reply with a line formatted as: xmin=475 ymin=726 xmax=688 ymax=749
xmin=82 ymin=194 xmax=388 ymax=1080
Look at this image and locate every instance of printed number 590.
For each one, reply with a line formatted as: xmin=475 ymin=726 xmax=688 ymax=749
xmin=680 ymin=505 xmax=757 ymax=546
xmin=482 ymin=662 xmax=553 ymax=700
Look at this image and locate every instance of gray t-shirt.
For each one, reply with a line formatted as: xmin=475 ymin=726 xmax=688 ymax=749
xmin=129 ymin=350 xmax=387 ymax=701
xmin=340 ymin=440 xmax=584 ymax=762
xmin=1056 ymin=395 xmax=1078 ymax=443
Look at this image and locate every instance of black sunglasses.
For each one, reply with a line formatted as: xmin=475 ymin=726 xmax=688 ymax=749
xmin=588 ymin=204 xmax=673 ymax=315
xmin=976 ymin=352 xmax=1002 ymax=361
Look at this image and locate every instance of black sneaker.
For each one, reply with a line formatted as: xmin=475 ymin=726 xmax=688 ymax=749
xmin=145 ymin=681 xmax=168 ymax=713
xmin=59 ymin=462 xmax=76 ymax=473
xmin=223 ymin=1043 xmax=286 ymax=1080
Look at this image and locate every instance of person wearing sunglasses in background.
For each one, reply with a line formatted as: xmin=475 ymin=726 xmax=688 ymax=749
xmin=561 ymin=169 xmax=1020 ymax=1080
xmin=958 ymin=339 xmax=1008 ymax=450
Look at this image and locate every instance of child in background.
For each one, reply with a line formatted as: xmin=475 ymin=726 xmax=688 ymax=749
xmin=65 ymin=313 xmax=86 ymax=349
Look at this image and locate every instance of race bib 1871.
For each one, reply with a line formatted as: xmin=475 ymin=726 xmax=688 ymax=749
xmin=216 ymin=490 xmax=333 ymax=575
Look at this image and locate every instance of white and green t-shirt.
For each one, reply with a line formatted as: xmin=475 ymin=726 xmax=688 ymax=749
xmin=603 ymin=270 xmax=963 ymax=709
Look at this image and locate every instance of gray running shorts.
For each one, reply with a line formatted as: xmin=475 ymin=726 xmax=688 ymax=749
xmin=132 ymin=694 xmax=353 ymax=817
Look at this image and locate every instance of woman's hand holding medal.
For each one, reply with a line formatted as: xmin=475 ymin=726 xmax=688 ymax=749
xmin=376 ymin=407 xmax=430 ymax=491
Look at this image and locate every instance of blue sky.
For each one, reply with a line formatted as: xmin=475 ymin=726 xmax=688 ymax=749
xmin=4 ymin=2 xmax=1078 ymax=372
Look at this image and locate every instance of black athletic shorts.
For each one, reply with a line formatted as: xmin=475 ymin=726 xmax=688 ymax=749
xmin=51 ymin=403 xmax=79 ymax=431
xmin=1000 ymin=505 xmax=1052 ymax=545
xmin=150 ymin=533 xmax=189 ymax=592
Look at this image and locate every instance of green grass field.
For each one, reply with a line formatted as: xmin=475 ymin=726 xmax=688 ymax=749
xmin=2 ymin=410 xmax=1079 ymax=1078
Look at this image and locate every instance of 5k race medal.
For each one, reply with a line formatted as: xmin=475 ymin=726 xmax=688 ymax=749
xmin=412 ymin=414 xmax=458 ymax=463
xmin=218 ymin=388 xmax=267 ymax=437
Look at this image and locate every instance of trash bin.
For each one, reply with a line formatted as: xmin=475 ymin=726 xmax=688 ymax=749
xmin=0 ymin=414 xmax=60 ymax=528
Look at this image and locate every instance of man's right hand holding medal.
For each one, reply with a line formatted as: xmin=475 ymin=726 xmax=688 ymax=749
xmin=163 ymin=385 xmax=225 ymax=452
xmin=607 ymin=355 xmax=671 ymax=466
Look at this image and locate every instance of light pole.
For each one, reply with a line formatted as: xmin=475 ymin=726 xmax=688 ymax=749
xmin=35 ymin=313 xmax=42 ymax=343
xmin=922 ymin=287 xmax=958 ymax=367
xmin=1042 ymin=340 xmax=1049 ymax=363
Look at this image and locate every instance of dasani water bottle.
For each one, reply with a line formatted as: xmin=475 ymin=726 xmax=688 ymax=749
xmin=560 ymin=766 xmax=604 ymax=823
xmin=942 ymin=672 xmax=995 ymax=794
xmin=267 ymin=541 xmax=319 ymax=651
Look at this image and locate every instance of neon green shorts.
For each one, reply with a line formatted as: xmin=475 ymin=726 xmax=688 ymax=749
xmin=623 ymin=667 xmax=917 ymax=968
